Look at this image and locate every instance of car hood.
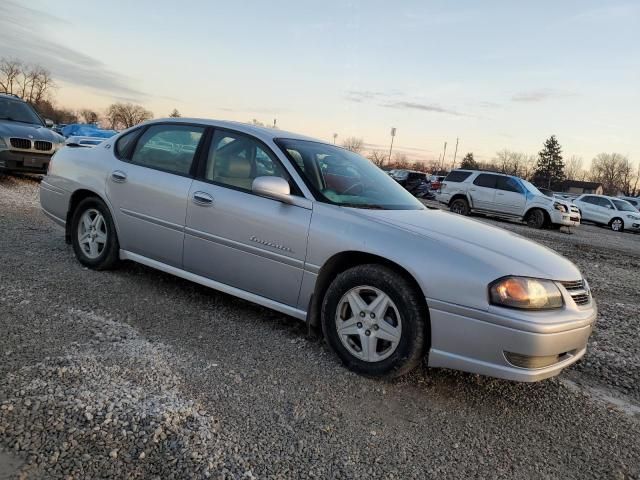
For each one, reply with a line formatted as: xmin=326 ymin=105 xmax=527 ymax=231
xmin=0 ymin=121 xmax=63 ymax=142
xmin=353 ymin=208 xmax=582 ymax=281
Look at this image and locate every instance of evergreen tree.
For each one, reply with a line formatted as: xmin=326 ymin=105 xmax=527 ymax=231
xmin=169 ymin=108 xmax=181 ymax=118
xmin=460 ymin=152 xmax=478 ymax=169
xmin=534 ymin=135 xmax=565 ymax=188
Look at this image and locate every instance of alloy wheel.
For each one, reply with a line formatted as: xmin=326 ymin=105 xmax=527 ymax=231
xmin=335 ymin=286 xmax=402 ymax=362
xmin=77 ymin=208 xmax=108 ymax=259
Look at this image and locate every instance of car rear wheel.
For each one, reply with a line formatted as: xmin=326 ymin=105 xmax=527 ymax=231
xmin=450 ymin=198 xmax=470 ymax=216
xmin=71 ymin=197 xmax=120 ymax=270
xmin=526 ymin=209 xmax=546 ymax=229
xmin=610 ymin=218 xmax=624 ymax=232
xmin=321 ymin=264 xmax=427 ymax=378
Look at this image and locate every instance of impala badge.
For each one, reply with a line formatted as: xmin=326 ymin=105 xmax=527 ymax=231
xmin=250 ymin=235 xmax=292 ymax=253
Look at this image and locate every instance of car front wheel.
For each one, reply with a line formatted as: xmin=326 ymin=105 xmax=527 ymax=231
xmin=526 ymin=209 xmax=546 ymax=229
xmin=321 ymin=264 xmax=427 ymax=378
xmin=70 ymin=197 xmax=120 ymax=270
xmin=610 ymin=218 xmax=624 ymax=232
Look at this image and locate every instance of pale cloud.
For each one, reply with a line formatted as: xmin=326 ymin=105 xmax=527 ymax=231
xmin=511 ymin=88 xmax=577 ymax=103
xmin=0 ymin=0 xmax=147 ymax=101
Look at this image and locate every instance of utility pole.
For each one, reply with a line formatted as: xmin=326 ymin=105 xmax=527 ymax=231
xmin=388 ymin=127 xmax=396 ymax=166
xmin=273 ymin=118 xmax=277 ymax=128
xmin=451 ymin=137 xmax=459 ymax=170
xmin=441 ymin=141 xmax=447 ymax=173
xmin=333 ymin=133 xmax=338 ymax=144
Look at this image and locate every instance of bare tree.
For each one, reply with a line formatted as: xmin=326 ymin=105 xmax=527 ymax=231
xmin=0 ymin=58 xmax=22 ymax=94
xmin=589 ymin=153 xmax=632 ymax=195
xmin=367 ymin=150 xmax=387 ymax=167
xmin=78 ymin=108 xmax=99 ymax=124
xmin=341 ymin=136 xmax=364 ymax=154
xmin=105 ymin=103 xmax=153 ymax=130
xmin=0 ymin=58 xmax=55 ymax=103
xmin=393 ymin=152 xmax=409 ymax=169
xmin=564 ymin=156 xmax=585 ymax=180
xmin=411 ymin=161 xmax=425 ymax=172
xmin=169 ymin=108 xmax=181 ymax=118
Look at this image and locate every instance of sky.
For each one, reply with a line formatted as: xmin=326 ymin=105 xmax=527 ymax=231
xmin=1 ymin=0 xmax=638 ymax=165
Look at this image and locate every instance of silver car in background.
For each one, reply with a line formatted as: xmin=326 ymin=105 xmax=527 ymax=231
xmin=40 ymin=119 xmax=596 ymax=381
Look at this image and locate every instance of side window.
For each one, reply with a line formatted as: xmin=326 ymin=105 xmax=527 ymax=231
xmin=473 ymin=173 xmax=498 ymax=188
xmin=130 ymin=125 xmax=204 ymax=175
xmin=496 ymin=176 xmax=522 ymax=193
xmin=582 ymin=196 xmax=596 ymax=205
xmin=597 ymin=197 xmax=613 ymax=209
xmin=445 ymin=171 xmax=472 ymax=183
xmin=114 ymin=129 xmax=139 ymax=158
xmin=205 ymin=130 xmax=289 ymax=192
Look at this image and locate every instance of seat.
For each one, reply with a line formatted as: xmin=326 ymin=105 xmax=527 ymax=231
xmin=214 ymin=154 xmax=254 ymax=190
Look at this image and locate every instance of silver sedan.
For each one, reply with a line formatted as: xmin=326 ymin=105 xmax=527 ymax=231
xmin=40 ymin=118 xmax=596 ymax=380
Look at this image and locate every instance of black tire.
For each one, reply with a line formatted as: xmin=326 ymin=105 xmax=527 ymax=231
xmin=321 ymin=264 xmax=428 ymax=378
xmin=609 ymin=217 xmax=624 ymax=232
xmin=526 ymin=208 xmax=546 ymax=229
xmin=450 ymin=198 xmax=470 ymax=216
xmin=70 ymin=197 xmax=120 ymax=270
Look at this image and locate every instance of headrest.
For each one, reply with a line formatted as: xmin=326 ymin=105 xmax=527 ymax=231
xmin=217 ymin=155 xmax=251 ymax=178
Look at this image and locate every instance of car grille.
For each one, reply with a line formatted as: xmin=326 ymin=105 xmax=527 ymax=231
xmin=34 ymin=140 xmax=52 ymax=151
xmin=10 ymin=138 xmax=32 ymax=149
xmin=560 ymin=279 xmax=591 ymax=306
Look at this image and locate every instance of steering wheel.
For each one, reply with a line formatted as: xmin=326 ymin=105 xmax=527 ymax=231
xmin=342 ymin=182 xmax=364 ymax=195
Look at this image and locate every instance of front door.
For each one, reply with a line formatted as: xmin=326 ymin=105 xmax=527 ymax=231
xmin=469 ymin=173 xmax=498 ymax=210
xmin=494 ymin=176 xmax=527 ymax=215
xmin=105 ymin=123 xmax=205 ymax=267
xmin=183 ymin=129 xmax=312 ymax=306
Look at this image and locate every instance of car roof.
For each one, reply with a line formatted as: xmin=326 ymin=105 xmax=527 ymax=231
xmin=141 ymin=117 xmax=321 ymax=145
xmin=451 ymin=169 xmax=511 ymax=177
xmin=0 ymin=93 xmax=24 ymax=102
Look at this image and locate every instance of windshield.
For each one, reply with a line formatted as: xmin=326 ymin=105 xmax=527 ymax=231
xmin=520 ymin=179 xmax=545 ymax=197
xmin=276 ymin=139 xmax=423 ymax=210
xmin=612 ymin=199 xmax=637 ymax=212
xmin=0 ymin=98 xmax=43 ymax=126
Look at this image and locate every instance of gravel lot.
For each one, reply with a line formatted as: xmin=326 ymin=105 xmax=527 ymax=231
xmin=1 ymin=175 xmax=639 ymax=479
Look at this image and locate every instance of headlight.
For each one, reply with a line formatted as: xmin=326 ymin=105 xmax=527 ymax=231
xmin=489 ymin=276 xmax=563 ymax=310
xmin=553 ymin=202 xmax=567 ymax=212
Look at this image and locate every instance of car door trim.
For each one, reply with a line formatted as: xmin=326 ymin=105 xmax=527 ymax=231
xmin=119 ymin=249 xmax=307 ymax=320
xmin=120 ymin=208 xmax=185 ymax=233
xmin=184 ymin=226 xmax=305 ymax=269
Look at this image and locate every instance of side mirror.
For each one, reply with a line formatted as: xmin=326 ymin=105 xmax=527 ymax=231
xmin=252 ymin=176 xmax=293 ymax=204
xmin=45 ymin=119 xmax=54 ymax=128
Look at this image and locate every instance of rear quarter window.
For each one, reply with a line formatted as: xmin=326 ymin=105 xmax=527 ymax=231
xmin=445 ymin=171 xmax=472 ymax=183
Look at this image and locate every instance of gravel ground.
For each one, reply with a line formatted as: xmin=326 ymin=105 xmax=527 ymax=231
xmin=1 ymin=174 xmax=639 ymax=479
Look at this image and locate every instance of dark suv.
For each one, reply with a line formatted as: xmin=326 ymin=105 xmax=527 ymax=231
xmin=0 ymin=93 xmax=65 ymax=174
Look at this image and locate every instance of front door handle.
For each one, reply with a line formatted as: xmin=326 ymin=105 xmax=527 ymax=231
xmin=496 ymin=192 xmax=504 ymax=196
xmin=111 ymin=170 xmax=127 ymax=183
xmin=192 ymin=191 xmax=214 ymax=206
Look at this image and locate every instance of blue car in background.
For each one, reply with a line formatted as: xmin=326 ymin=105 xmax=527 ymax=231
xmin=61 ymin=124 xmax=117 ymax=147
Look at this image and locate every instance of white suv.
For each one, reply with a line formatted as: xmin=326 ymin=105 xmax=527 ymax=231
xmin=573 ymin=194 xmax=640 ymax=232
xmin=437 ymin=170 xmax=580 ymax=229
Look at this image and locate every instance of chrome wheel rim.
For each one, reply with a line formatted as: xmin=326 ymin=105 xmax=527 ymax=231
xmin=77 ymin=209 xmax=107 ymax=259
xmin=612 ymin=219 xmax=622 ymax=231
xmin=335 ymin=286 xmax=402 ymax=363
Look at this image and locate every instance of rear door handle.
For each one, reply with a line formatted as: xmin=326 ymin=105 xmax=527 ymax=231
xmin=111 ymin=170 xmax=127 ymax=183
xmin=469 ymin=188 xmax=476 ymax=191
xmin=496 ymin=192 xmax=504 ymax=196
xmin=192 ymin=191 xmax=214 ymax=206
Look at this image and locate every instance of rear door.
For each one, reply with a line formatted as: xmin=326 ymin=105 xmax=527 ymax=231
xmin=469 ymin=173 xmax=498 ymax=210
xmin=494 ymin=176 xmax=526 ymax=215
xmin=577 ymin=196 xmax=598 ymax=222
xmin=595 ymin=197 xmax=615 ymax=223
xmin=183 ymin=128 xmax=312 ymax=307
xmin=105 ymin=123 xmax=205 ymax=267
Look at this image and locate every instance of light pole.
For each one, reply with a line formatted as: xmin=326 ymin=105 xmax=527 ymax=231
xmin=441 ymin=141 xmax=447 ymax=173
xmin=273 ymin=118 xmax=277 ymax=128
xmin=333 ymin=133 xmax=338 ymax=144
xmin=388 ymin=127 xmax=396 ymax=165
xmin=451 ymin=137 xmax=459 ymax=170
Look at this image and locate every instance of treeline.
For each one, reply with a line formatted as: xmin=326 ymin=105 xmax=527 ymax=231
xmin=343 ymin=133 xmax=638 ymax=196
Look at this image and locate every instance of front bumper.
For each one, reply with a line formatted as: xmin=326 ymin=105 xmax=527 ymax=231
xmin=427 ymin=298 xmax=597 ymax=382
xmin=0 ymin=149 xmax=52 ymax=174
xmin=549 ymin=208 xmax=580 ymax=227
